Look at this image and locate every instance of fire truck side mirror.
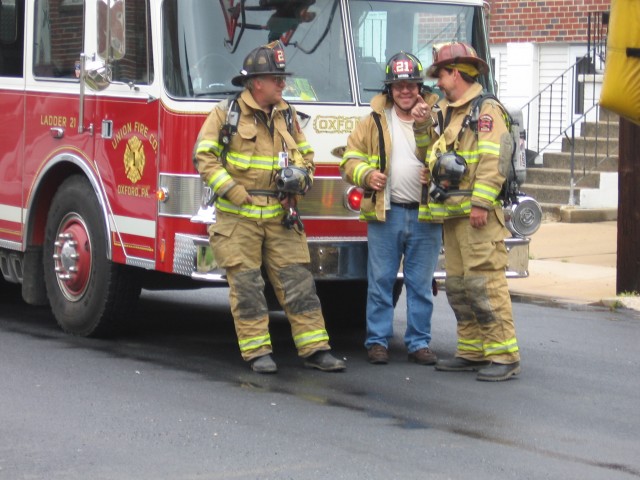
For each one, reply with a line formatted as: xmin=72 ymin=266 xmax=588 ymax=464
xmin=98 ymin=0 xmax=126 ymax=61
xmin=85 ymin=60 xmax=112 ymax=92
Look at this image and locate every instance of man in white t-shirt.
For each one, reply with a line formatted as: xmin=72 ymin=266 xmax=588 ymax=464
xmin=340 ymin=52 xmax=443 ymax=365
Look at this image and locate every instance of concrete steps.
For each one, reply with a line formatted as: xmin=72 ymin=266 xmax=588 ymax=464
xmin=523 ymin=108 xmax=619 ymax=220
xmin=540 ymin=152 xmax=618 ymax=171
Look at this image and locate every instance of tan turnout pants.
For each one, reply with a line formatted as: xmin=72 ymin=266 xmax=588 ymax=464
xmin=443 ymin=209 xmax=520 ymax=364
xmin=208 ymin=211 xmax=330 ymax=361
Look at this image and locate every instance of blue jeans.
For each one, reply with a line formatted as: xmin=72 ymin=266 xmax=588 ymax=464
xmin=365 ymin=204 xmax=443 ymax=353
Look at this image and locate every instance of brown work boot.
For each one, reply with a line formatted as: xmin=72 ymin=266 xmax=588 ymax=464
xmin=367 ymin=344 xmax=389 ymax=364
xmin=435 ymin=357 xmax=490 ymax=372
xmin=476 ymin=361 xmax=521 ymax=382
xmin=408 ymin=347 xmax=438 ymax=365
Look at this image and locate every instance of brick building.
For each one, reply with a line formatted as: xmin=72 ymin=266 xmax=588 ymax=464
xmin=487 ymin=0 xmax=616 ymax=208
xmin=487 ymin=0 xmax=611 ymax=151
xmin=488 ymin=0 xmax=610 ymax=43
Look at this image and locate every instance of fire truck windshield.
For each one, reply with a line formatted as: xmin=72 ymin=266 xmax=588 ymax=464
xmin=161 ymin=0 xmax=492 ymax=104
xmin=348 ymin=0 xmax=492 ymax=103
xmin=162 ymin=0 xmax=351 ymax=102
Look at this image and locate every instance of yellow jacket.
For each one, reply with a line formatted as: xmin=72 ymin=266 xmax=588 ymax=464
xmin=193 ymin=89 xmax=314 ymax=219
xmin=340 ymin=92 xmax=440 ymax=222
xmin=414 ymin=83 xmax=513 ymax=219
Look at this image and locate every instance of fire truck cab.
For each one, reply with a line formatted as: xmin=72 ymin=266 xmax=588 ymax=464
xmin=0 ymin=0 xmax=536 ymax=336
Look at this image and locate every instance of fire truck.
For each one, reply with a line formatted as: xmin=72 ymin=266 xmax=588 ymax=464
xmin=0 ymin=0 xmax=539 ymax=336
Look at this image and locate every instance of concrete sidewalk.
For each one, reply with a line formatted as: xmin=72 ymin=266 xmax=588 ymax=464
xmin=507 ymin=221 xmax=640 ymax=311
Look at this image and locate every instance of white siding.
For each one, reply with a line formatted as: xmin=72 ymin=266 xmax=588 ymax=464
xmin=492 ymin=42 xmax=589 ymax=154
xmin=533 ymin=44 xmax=571 ymax=153
xmin=491 ymin=44 xmax=507 ymax=98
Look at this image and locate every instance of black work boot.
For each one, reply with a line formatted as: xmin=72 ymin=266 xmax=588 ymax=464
xmin=304 ymin=351 xmax=346 ymax=372
xmin=250 ymin=354 xmax=278 ymax=374
xmin=476 ymin=361 xmax=521 ymax=382
xmin=435 ymin=357 xmax=491 ymax=372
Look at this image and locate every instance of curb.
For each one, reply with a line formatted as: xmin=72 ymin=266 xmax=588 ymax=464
xmin=541 ymin=205 xmax=618 ymax=223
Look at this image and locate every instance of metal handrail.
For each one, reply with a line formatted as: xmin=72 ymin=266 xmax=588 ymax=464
xmin=519 ymin=11 xmax=612 ymax=206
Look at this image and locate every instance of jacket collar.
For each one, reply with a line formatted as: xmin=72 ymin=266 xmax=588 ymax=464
xmin=239 ymin=89 xmax=289 ymax=117
xmin=370 ymin=93 xmax=394 ymax=115
xmin=447 ymin=82 xmax=484 ymax=108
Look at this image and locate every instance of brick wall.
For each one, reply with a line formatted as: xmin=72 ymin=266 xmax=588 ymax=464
xmin=488 ymin=0 xmax=610 ymax=43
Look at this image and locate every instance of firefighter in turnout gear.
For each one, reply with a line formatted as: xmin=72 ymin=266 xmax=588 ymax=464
xmin=340 ymin=52 xmax=443 ymax=366
xmin=193 ymin=41 xmax=345 ymax=374
xmin=411 ymin=42 xmax=521 ymax=381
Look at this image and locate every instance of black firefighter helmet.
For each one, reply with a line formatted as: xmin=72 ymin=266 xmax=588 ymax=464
xmin=383 ymin=51 xmax=424 ymax=95
xmin=231 ymin=40 xmax=293 ymax=87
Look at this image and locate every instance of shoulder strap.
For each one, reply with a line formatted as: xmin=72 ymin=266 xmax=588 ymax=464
xmin=371 ymin=112 xmax=386 ymax=173
xmin=218 ymin=92 xmax=242 ymax=167
xmin=457 ymin=93 xmax=510 ymax=142
xmin=283 ymin=104 xmax=295 ymax=135
xmin=463 ymin=93 xmax=521 ymax=203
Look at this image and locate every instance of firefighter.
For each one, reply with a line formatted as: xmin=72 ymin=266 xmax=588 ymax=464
xmin=340 ymin=52 xmax=443 ymax=365
xmin=193 ymin=41 xmax=345 ymax=374
xmin=411 ymin=42 xmax=521 ymax=381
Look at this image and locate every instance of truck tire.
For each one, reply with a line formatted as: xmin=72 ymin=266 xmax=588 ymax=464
xmin=43 ymin=176 xmax=141 ymax=337
xmin=316 ymin=279 xmax=403 ymax=327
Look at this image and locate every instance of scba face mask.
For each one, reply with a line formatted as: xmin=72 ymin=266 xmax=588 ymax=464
xmin=275 ymin=166 xmax=312 ymax=195
xmin=430 ymin=151 xmax=468 ymax=201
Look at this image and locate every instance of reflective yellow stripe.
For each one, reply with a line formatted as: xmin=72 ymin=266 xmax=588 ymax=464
xmin=294 ymin=329 xmax=329 ymax=348
xmin=297 ymin=141 xmax=313 ymax=154
xmin=415 ymin=132 xmax=431 ymax=148
xmin=438 ymin=198 xmax=501 ymax=217
xmin=196 ymin=139 xmax=222 ymax=156
xmin=478 ymin=140 xmax=501 ymax=156
xmin=457 ymin=338 xmax=484 ymax=353
xmin=428 ymin=203 xmax=447 ymax=219
xmin=353 ymin=163 xmax=372 ymax=186
xmin=239 ymin=334 xmax=272 ymax=352
xmin=208 ymin=169 xmax=233 ymax=192
xmin=473 ymin=182 xmax=501 ymax=202
xmin=427 ymin=149 xmax=479 ymax=165
xmin=341 ymin=150 xmax=368 ymax=164
xmin=226 ymin=152 xmax=278 ymax=170
xmin=342 ymin=152 xmax=380 ymax=171
xmin=367 ymin=155 xmax=380 ymax=169
xmin=216 ymin=198 xmax=284 ymax=219
xmin=445 ymin=200 xmax=472 ymax=216
xmin=485 ymin=338 xmax=519 ymax=356
xmin=360 ymin=210 xmax=378 ymax=221
xmin=418 ymin=205 xmax=433 ymax=221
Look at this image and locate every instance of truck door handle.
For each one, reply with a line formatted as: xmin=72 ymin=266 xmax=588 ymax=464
xmin=50 ymin=127 xmax=65 ymax=139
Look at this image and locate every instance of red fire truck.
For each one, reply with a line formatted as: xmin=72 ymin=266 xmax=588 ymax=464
xmin=0 ymin=0 xmax=538 ymax=336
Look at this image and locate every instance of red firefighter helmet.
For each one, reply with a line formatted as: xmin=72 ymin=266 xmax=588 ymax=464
xmin=426 ymin=42 xmax=489 ymax=78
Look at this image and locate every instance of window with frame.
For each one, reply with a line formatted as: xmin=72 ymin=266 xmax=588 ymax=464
xmin=33 ymin=0 xmax=84 ymax=79
xmin=0 ymin=0 xmax=24 ymax=77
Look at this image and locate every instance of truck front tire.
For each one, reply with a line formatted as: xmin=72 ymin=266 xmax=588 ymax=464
xmin=43 ymin=176 xmax=141 ymax=337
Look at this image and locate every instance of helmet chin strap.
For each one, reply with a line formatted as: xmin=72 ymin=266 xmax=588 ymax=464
xmin=393 ymin=97 xmax=419 ymax=116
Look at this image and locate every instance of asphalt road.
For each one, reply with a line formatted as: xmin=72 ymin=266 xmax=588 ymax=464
xmin=1 ymin=281 xmax=639 ymax=480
